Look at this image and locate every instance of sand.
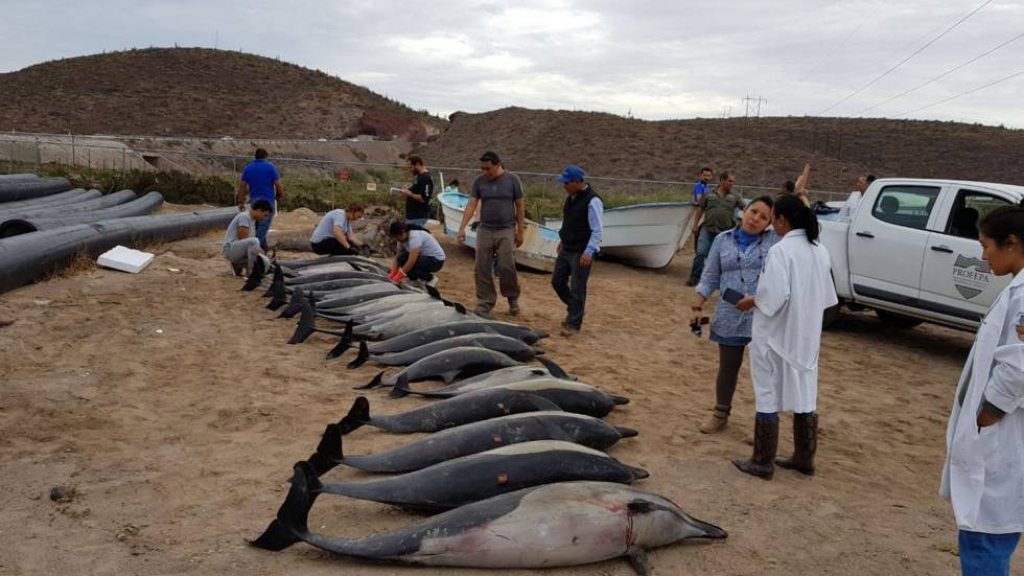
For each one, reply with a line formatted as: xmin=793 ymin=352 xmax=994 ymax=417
xmin=0 ymin=208 xmax=1001 ymax=575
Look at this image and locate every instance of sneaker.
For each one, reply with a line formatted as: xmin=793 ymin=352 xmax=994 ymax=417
xmin=426 ymin=277 xmax=439 ymax=288
xmin=508 ymin=299 xmax=521 ymax=317
xmin=560 ymin=326 xmax=580 ymax=337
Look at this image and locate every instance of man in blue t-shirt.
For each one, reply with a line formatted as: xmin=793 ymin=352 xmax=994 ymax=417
xmin=693 ymin=166 xmax=713 ymax=204
xmin=237 ymin=148 xmax=283 ymax=250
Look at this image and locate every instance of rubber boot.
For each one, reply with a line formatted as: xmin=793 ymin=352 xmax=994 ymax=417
xmin=699 ymin=405 xmax=730 ymax=434
xmin=732 ymin=417 xmax=778 ymax=480
xmin=776 ymin=413 xmax=817 ymax=476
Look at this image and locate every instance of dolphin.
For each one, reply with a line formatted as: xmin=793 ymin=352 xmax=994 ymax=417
xmin=351 ymin=306 xmax=477 ymax=340
xmin=285 ymin=270 xmax=385 ymax=286
xmin=402 ymin=359 xmax=571 ymax=395
xmin=279 ymin=255 xmax=389 ymax=274
xmin=337 ymin=392 xmax=564 ymax=434
xmin=358 ymin=346 xmax=522 ymax=388
xmin=392 ymin=377 xmax=629 ymax=417
xmin=305 ymin=411 xmax=638 ymax=476
xmin=348 ymin=333 xmax=540 ymax=369
xmin=253 ymin=466 xmax=727 ymax=575
xmin=306 ymin=441 xmax=648 ymax=511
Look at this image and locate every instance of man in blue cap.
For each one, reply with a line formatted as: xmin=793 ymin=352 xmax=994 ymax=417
xmin=552 ymin=165 xmax=603 ymax=337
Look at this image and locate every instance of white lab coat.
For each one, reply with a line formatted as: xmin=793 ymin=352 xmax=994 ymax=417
xmin=749 ymin=229 xmax=839 ymax=413
xmin=940 ymin=270 xmax=1024 ymax=534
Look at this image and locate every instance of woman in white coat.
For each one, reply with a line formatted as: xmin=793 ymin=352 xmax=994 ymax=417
xmin=940 ymin=203 xmax=1024 ymax=576
xmin=734 ymin=194 xmax=838 ymax=480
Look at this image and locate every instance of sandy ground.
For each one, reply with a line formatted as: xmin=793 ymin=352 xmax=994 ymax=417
xmin=0 ymin=208 xmax=1012 ymax=576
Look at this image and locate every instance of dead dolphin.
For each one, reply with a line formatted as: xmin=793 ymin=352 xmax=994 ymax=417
xmin=348 ymin=333 xmax=540 ymax=369
xmin=392 ymin=377 xmax=628 ymax=418
xmin=253 ymin=467 xmax=727 ymax=575
xmin=285 ymin=270 xmax=385 ymax=286
xmin=337 ymin=391 xmax=563 ymax=434
xmin=303 ymin=318 xmax=547 ymax=355
xmin=350 ymin=306 xmax=480 ymax=340
xmin=394 ymin=359 xmax=570 ymax=396
xmin=305 ymin=411 xmax=637 ymax=476
xmin=308 ymin=441 xmax=648 ymax=511
xmin=358 ymin=346 xmax=522 ymax=388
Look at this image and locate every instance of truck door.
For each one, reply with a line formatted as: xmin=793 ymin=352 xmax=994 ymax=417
xmin=919 ymin=187 xmax=1014 ymax=324
xmin=848 ymin=183 xmax=943 ymax=306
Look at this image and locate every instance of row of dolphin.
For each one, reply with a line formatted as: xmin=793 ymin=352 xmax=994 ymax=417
xmin=241 ymin=254 xmax=727 ymax=575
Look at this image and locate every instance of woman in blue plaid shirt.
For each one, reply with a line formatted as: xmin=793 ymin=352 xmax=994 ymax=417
xmin=691 ymin=195 xmax=778 ymax=434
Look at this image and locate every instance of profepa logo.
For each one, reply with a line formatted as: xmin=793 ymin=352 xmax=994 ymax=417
xmin=952 ymin=255 xmax=991 ymax=299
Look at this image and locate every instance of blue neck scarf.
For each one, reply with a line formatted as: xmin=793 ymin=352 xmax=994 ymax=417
xmin=734 ymin=228 xmax=759 ymax=253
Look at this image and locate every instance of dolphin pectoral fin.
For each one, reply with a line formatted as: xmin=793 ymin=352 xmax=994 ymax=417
xmin=537 ymin=357 xmax=571 ymax=380
xmin=425 ymin=285 xmax=442 ymax=300
xmin=349 ymin=262 xmax=362 ymax=272
xmin=454 ymin=303 xmax=467 ymax=314
xmin=440 ymin=370 xmax=460 ymax=384
xmin=627 ymin=549 xmax=651 ymax=576
xmin=347 ymin=341 xmax=370 ymax=369
xmin=306 ymin=424 xmax=343 ymax=477
xmin=354 ymin=371 xmax=385 ymax=390
xmin=251 ymin=462 xmax=319 ymax=551
xmin=336 ymin=397 xmax=370 ymax=435
xmin=388 ymin=374 xmax=413 ymax=399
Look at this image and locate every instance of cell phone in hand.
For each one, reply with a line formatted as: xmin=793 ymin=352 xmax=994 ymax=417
xmin=722 ymin=288 xmax=745 ymax=306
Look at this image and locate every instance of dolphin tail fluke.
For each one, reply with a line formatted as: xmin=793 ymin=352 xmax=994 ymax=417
xmin=266 ymin=279 xmax=288 ymax=311
xmin=306 ymin=424 xmax=343 ymax=477
xmin=279 ymin=287 xmax=305 ymax=319
xmin=615 ymin=426 xmax=639 ymax=438
xmin=326 ymin=322 xmax=354 ymax=360
xmin=337 ymin=397 xmax=370 ymax=435
xmin=537 ymin=357 xmax=571 ymax=380
xmin=388 ymin=374 xmax=413 ymax=398
xmin=346 ymin=341 xmax=370 ymax=370
xmin=354 ymin=371 xmax=385 ymax=390
xmin=241 ymin=256 xmax=267 ymax=291
xmin=289 ymin=304 xmax=317 ymax=345
xmin=250 ymin=461 xmax=320 ymax=551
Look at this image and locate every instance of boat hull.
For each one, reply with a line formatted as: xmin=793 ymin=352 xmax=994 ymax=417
xmin=439 ymin=192 xmax=558 ymax=273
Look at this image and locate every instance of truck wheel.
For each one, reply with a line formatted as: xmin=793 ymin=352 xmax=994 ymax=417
xmin=822 ymin=303 xmax=841 ymax=330
xmin=876 ymin=310 xmax=923 ymax=329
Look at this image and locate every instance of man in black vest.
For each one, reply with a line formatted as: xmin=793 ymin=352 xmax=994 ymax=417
xmin=552 ymin=165 xmax=603 ymax=337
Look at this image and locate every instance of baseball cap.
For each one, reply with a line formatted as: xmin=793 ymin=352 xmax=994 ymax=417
xmin=556 ymin=165 xmax=586 ymax=183
xmin=479 ymin=151 xmax=501 ymax=164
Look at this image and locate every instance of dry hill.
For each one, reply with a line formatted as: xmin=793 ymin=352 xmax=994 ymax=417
xmin=0 ymin=48 xmax=445 ymax=140
xmin=421 ymin=108 xmax=1024 ymax=192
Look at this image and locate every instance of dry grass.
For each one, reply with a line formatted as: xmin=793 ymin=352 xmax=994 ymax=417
xmin=43 ymin=251 xmax=97 ymax=281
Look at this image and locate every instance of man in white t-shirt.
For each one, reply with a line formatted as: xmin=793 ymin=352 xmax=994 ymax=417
xmin=310 ymin=204 xmax=365 ymax=255
xmin=388 ymin=221 xmax=445 ymax=287
xmin=223 ymin=199 xmax=272 ymax=276
xmin=837 ymin=174 xmax=875 ymax=222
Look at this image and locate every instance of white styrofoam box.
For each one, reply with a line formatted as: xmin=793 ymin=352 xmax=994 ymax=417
xmin=97 ymin=245 xmax=155 ymax=274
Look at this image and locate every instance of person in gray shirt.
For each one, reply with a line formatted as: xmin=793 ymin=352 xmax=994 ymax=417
xmin=456 ymin=151 xmax=526 ymax=317
xmin=223 ymin=199 xmax=272 ymax=276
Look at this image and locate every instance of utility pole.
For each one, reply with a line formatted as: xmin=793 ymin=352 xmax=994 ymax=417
xmin=742 ymin=95 xmax=754 ymax=118
xmin=755 ymin=97 xmax=767 ymax=118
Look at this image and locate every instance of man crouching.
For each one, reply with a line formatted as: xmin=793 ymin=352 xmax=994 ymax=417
xmin=223 ymin=199 xmax=272 ymax=277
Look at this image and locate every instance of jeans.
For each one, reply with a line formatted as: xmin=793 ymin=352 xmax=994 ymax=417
xmin=714 ymin=344 xmax=746 ymax=414
xmin=223 ymin=238 xmax=261 ymax=271
xmin=689 ymin=227 xmax=717 ymax=284
xmin=959 ymin=530 xmax=1020 ymax=576
xmin=397 ymin=252 xmax=444 ymax=281
xmin=311 ymin=237 xmax=359 ymax=256
xmin=253 ymin=201 xmax=276 ymax=251
xmin=551 ymin=249 xmax=593 ymax=329
xmin=406 ymin=218 xmax=428 ymax=228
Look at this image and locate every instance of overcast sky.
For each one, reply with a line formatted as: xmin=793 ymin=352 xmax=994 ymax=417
xmin=3 ymin=0 xmax=1023 ymax=127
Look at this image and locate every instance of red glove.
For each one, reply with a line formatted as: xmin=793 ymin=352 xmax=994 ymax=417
xmin=389 ymin=269 xmax=407 ymax=283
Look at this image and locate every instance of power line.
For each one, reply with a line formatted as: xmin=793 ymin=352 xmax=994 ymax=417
xmin=894 ymin=68 xmax=1024 ymax=118
xmin=850 ymin=30 xmax=1024 ymax=117
xmin=807 ymin=2 xmax=883 ymax=75
xmin=817 ymin=0 xmax=994 ymax=115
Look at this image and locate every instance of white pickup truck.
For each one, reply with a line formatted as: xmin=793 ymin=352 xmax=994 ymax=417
xmin=821 ymin=178 xmax=1024 ymax=330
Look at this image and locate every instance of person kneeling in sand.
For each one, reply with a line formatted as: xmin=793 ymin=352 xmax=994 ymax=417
xmin=310 ymin=203 xmax=365 ymax=255
xmin=388 ymin=221 xmax=445 ymax=288
xmin=223 ymin=199 xmax=272 ymax=276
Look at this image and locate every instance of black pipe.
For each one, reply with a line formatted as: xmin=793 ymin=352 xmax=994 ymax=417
xmin=0 ymin=189 xmax=136 ymax=220
xmin=0 ymin=192 xmax=165 ymax=238
xmin=0 ymin=189 xmax=100 ymax=213
xmin=0 ymin=178 xmax=71 ymax=202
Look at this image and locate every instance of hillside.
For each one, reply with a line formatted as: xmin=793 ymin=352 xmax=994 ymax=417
xmin=0 ymin=48 xmax=445 ymax=140
xmin=420 ymin=108 xmax=1024 ymax=192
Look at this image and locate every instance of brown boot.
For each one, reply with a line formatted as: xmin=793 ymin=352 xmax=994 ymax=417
xmin=776 ymin=413 xmax=817 ymax=476
xmin=732 ymin=416 xmax=778 ymax=480
xmin=699 ymin=407 xmax=730 ymax=434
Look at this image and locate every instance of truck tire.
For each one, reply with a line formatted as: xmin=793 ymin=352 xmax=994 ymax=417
xmin=876 ymin=310 xmax=923 ymax=329
xmin=822 ymin=303 xmax=842 ymax=330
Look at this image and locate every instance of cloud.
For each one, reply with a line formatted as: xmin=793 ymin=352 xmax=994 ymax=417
xmin=0 ymin=0 xmax=1021 ymax=127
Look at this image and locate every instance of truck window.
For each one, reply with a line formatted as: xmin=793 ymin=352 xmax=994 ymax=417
xmin=870 ymin=185 xmax=941 ymax=231
xmin=944 ymin=190 xmax=1011 ymax=240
